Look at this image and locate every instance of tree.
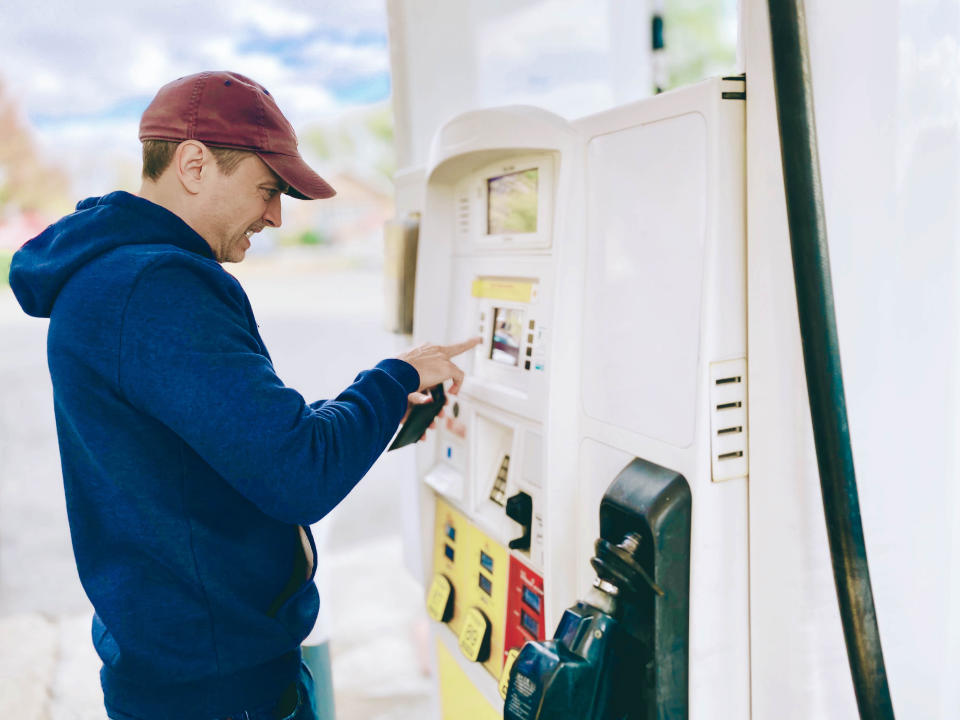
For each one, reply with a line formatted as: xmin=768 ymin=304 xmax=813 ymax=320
xmin=0 ymin=78 xmax=70 ymax=217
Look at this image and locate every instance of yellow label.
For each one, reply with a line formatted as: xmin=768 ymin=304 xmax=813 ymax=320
xmin=498 ymin=648 xmax=521 ymax=699
xmin=461 ymin=525 xmax=509 ymax=678
xmin=471 ymin=277 xmax=536 ymax=303
xmin=436 ymin=640 xmax=501 ymax=720
xmin=459 ymin=607 xmax=491 ymax=662
xmin=427 ymin=574 xmax=453 ymax=622
xmin=432 ymin=498 xmax=469 ymax=635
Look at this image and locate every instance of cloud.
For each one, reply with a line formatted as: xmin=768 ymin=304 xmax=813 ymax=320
xmin=231 ymin=4 xmax=319 ymax=38
xmin=0 ymin=0 xmax=391 ymax=198
xmin=0 ymin=0 xmax=389 ymax=120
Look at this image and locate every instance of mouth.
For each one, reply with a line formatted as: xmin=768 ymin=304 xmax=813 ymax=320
xmin=242 ymin=227 xmax=261 ymax=248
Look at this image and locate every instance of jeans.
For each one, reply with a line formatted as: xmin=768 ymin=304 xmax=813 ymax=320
xmin=223 ymin=661 xmax=318 ymax=720
xmin=105 ymin=659 xmax=321 ymax=720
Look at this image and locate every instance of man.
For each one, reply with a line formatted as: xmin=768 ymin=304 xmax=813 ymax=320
xmin=8 ymin=71 xmax=478 ymax=720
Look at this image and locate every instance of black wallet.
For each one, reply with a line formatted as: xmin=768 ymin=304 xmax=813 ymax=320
xmin=388 ymin=384 xmax=446 ymax=451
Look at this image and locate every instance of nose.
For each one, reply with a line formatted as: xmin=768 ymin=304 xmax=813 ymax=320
xmin=262 ymin=193 xmax=282 ymax=228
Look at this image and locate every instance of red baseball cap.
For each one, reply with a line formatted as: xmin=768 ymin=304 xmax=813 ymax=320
xmin=139 ymin=70 xmax=335 ymax=200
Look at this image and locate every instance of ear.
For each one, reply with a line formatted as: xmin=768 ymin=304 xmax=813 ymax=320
xmin=174 ymin=140 xmax=209 ymax=195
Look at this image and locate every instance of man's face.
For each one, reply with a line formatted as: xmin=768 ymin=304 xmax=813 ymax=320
xmin=201 ymin=154 xmax=286 ymax=263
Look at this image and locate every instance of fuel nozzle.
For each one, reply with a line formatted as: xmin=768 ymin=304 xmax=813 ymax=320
xmin=586 ymin=532 xmax=664 ymax=618
xmin=503 ymin=459 xmax=690 ymax=720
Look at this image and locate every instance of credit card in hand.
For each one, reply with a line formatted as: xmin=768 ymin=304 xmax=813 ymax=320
xmin=389 ymin=384 xmax=445 ymax=451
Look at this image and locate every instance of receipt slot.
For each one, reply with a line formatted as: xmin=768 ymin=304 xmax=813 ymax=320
xmin=503 ymin=457 xmax=691 ymax=720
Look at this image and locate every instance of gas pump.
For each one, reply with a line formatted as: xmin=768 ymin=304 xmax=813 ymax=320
xmin=397 ymin=75 xmax=747 ymax=720
xmin=502 ymin=457 xmax=691 ymax=720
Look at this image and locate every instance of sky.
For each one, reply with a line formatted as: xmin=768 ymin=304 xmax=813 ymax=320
xmin=0 ymin=0 xmax=392 ymax=199
xmin=0 ymin=0 xmax=741 ymax=204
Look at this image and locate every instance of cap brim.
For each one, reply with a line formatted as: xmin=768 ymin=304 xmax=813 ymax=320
xmin=257 ymin=152 xmax=336 ymax=200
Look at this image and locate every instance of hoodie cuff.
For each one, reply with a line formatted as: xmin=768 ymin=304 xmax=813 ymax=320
xmin=375 ymin=358 xmax=421 ymax=394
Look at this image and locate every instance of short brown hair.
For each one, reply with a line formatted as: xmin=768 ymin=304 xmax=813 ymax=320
xmin=141 ymin=139 xmax=252 ymax=180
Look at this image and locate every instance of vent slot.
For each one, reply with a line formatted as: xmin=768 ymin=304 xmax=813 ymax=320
xmin=457 ymin=196 xmax=471 ymax=237
xmin=715 ymin=375 xmax=742 ymax=385
xmin=709 ymin=358 xmax=748 ymax=482
xmin=718 ymin=450 xmax=744 ymax=460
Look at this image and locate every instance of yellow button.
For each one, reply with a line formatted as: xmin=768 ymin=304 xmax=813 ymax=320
xmin=426 ymin=574 xmax=453 ymax=623
xmin=498 ymin=648 xmax=521 ymax=699
xmin=458 ymin=607 xmax=491 ymax=662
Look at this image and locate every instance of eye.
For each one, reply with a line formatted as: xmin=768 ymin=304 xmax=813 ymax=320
xmin=259 ymin=187 xmax=279 ymax=201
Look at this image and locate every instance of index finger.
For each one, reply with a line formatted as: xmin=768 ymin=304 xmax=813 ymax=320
xmin=441 ymin=336 xmax=483 ymax=358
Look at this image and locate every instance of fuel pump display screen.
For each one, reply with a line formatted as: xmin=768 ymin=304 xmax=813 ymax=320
xmin=490 ymin=307 xmax=524 ymax=366
xmin=479 ymin=573 xmax=493 ymax=596
xmin=520 ymin=609 xmax=539 ymax=637
xmin=487 ymin=169 xmax=538 ymax=235
xmin=521 ymin=586 xmax=541 ymax=613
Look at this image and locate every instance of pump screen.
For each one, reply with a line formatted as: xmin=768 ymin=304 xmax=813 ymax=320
xmin=479 ymin=573 xmax=493 ymax=596
xmin=480 ymin=550 xmax=494 ymax=573
xmin=490 ymin=307 xmax=524 ymax=366
xmin=445 ymin=524 xmax=456 ymax=542
xmin=521 ymin=609 xmax=539 ymax=637
xmin=487 ymin=169 xmax=538 ymax=235
xmin=521 ymin=586 xmax=541 ymax=614
xmin=444 ymin=544 xmax=455 ymax=561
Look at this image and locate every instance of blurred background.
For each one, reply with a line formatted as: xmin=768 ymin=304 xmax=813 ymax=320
xmin=0 ymin=1 xmax=736 ymax=718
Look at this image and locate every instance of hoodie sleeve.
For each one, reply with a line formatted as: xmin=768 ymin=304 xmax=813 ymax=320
xmin=118 ymin=257 xmax=420 ymax=525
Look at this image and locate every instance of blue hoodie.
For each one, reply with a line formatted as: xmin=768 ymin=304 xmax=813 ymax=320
xmin=9 ymin=192 xmax=420 ymax=719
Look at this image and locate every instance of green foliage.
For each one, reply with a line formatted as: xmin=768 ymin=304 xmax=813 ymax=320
xmin=304 ymin=128 xmax=333 ymax=161
xmin=0 ymin=79 xmax=71 ymax=216
xmin=301 ymin=103 xmax=397 ymax=183
xmin=364 ymin=106 xmax=394 ymax=145
xmin=337 ymin=127 xmax=358 ymax=156
xmin=293 ymin=229 xmax=330 ymax=246
xmin=663 ymin=0 xmax=738 ymax=91
xmin=373 ymin=155 xmax=397 ymax=181
xmin=0 ymin=250 xmax=12 ymax=288
xmin=366 ymin=106 xmax=396 ymax=179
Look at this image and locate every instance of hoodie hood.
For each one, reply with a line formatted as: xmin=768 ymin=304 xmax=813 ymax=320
xmin=9 ymin=191 xmax=214 ymax=318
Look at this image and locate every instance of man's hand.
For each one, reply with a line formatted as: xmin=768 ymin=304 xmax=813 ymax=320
xmin=397 ymin=337 xmax=482 ymax=395
xmin=400 ymin=388 xmax=440 ymax=425
xmin=400 ymin=388 xmax=444 ymax=442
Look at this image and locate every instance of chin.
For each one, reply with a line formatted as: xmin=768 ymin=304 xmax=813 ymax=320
xmin=222 ymin=244 xmax=248 ymax=264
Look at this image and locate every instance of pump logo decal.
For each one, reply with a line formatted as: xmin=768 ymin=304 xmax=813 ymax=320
xmin=514 ymin=673 xmax=537 ymax=697
xmin=505 ymin=670 xmax=539 ymax=720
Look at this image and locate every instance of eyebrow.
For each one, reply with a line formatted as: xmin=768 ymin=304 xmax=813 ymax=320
xmin=260 ymin=180 xmax=290 ymax=194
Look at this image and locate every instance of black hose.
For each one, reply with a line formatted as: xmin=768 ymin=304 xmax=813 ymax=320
xmin=766 ymin=2 xmax=895 ymax=718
